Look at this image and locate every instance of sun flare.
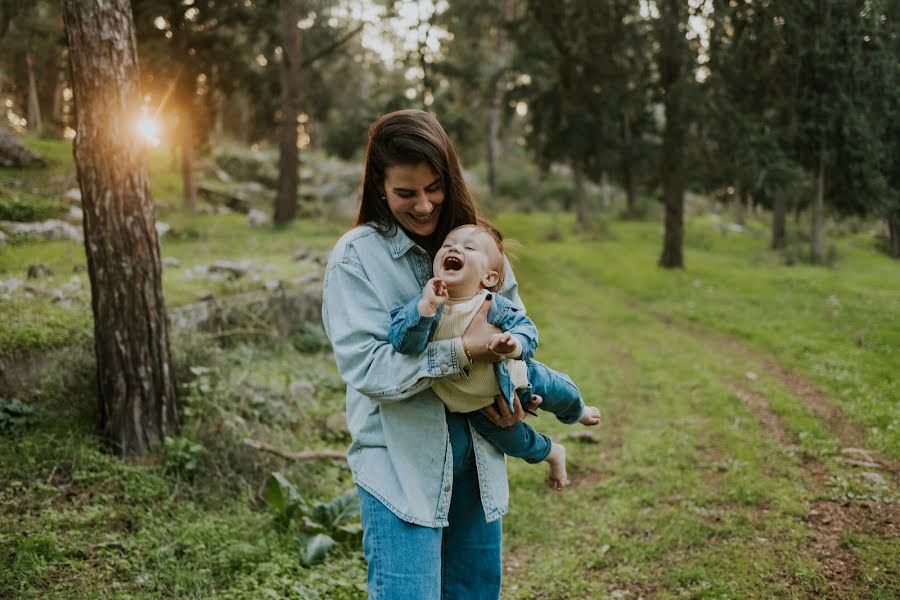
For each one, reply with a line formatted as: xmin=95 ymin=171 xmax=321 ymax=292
xmin=136 ymin=115 xmax=160 ymax=147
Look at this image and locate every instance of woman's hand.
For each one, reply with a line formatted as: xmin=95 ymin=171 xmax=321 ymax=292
xmin=480 ymin=393 xmax=543 ymax=428
xmin=462 ymin=295 xmax=502 ymax=362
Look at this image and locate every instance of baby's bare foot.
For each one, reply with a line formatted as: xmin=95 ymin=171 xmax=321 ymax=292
xmin=579 ymin=406 xmax=601 ymax=426
xmin=545 ymin=443 xmax=567 ymax=491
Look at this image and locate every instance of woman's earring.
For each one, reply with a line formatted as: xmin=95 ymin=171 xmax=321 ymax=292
xmin=380 ymin=193 xmax=386 ymax=201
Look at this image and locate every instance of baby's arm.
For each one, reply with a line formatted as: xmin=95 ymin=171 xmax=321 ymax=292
xmin=488 ymin=332 xmax=522 ymax=357
xmin=387 ymin=278 xmax=446 ymax=355
xmin=490 ymin=297 xmax=539 ymax=361
xmin=418 ymin=277 xmax=448 ymax=316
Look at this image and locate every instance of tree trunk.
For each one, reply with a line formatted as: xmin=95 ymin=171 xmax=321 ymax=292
xmin=180 ymin=119 xmax=196 ymax=211
xmin=62 ymin=0 xmax=177 ymax=457
xmin=810 ymin=154 xmax=826 ymax=264
xmin=487 ymin=79 xmax=503 ymax=197
xmin=487 ymin=1 xmax=512 ymax=198
xmin=657 ymin=0 xmax=686 ymax=269
xmin=734 ymin=182 xmax=746 ymax=226
xmin=26 ymin=53 xmax=42 ymax=132
xmin=573 ymin=158 xmax=589 ymax=229
xmin=209 ymin=66 xmax=225 ymax=143
xmin=771 ymin=192 xmax=787 ymax=250
xmin=274 ymin=0 xmax=301 ymax=225
xmin=600 ymin=170 xmax=611 ymax=209
xmin=888 ymin=215 xmax=900 ymax=259
xmin=622 ymin=111 xmax=637 ymax=217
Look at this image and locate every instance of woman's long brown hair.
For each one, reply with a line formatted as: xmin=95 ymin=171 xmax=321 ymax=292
xmin=355 ymin=109 xmax=482 ymax=256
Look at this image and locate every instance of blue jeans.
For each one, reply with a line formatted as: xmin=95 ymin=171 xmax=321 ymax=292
xmin=467 ymin=359 xmax=584 ymax=463
xmin=358 ymin=411 xmax=502 ymax=599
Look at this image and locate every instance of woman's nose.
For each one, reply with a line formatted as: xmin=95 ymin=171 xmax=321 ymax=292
xmin=414 ymin=193 xmax=433 ymax=213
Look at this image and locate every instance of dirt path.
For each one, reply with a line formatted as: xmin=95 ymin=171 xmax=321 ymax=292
xmin=645 ymin=309 xmax=899 ymax=596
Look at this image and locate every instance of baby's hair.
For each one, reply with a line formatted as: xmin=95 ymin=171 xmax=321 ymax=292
xmin=472 ymin=220 xmax=506 ymax=292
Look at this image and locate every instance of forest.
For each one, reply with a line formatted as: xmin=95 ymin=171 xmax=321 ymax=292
xmin=1 ymin=1 xmax=898 ymax=598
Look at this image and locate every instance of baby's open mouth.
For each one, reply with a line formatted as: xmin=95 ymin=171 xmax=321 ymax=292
xmin=443 ymin=256 xmax=463 ymax=271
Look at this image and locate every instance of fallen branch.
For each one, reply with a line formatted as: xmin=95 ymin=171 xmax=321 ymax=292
xmin=243 ymin=438 xmax=346 ymax=462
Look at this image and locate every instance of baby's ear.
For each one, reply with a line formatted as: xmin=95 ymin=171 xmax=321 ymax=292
xmin=481 ymin=270 xmax=500 ymax=291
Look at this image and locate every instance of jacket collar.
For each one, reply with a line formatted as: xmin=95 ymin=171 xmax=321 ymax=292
xmin=388 ymin=225 xmax=424 ymax=259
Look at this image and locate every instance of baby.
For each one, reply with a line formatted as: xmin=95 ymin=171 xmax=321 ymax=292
xmin=388 ymin=223 xmax=601 ymax=490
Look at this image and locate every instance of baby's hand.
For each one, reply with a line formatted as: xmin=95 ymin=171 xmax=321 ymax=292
xmin=488 ymin=332 xmax=520 ymax=356
xmin=418 ymin=277 xmax=448 ymax=316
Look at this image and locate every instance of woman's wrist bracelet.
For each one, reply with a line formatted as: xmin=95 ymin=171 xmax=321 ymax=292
xmin=461 ymin=337 xmax=474 ymax=364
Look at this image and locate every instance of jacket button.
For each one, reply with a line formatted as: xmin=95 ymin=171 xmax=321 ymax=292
xmin=440 ymin=363 xmax=449 ymax=373
xmin=443 ymin=482 xmax=451 ymax=493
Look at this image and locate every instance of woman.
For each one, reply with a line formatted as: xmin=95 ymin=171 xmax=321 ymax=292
xmin=322 ymin=109 xmax=533 ymax=599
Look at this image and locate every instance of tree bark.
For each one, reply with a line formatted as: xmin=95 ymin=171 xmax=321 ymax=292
xmin=62 ymin=0 xmax=177 ymax=457
xmin=274 ymin=0 xmax=301 ymax=225
xmin=771 ymin=192 xmax=787 ymax=250
xmin=26 ymin=53 xmax=43 ymax=132
xmin=180 ymin=117 xmax=196 ymax=211
xmin=573 ymin=158 xmax=589 ymax=229
xmin=810 ymin=153 xmax=826 ymax=264
xmin=657 ymin=0 xmax=686 ymax=269
xmin=734 ymin=182 xmax=746 ymax=226
xmin=622 ymin=111 xmax=637 ymax=217
xmin=888 ymin=215 xmax=900 ymax=259
xmin=487 ymin=77 xmax=503 ymax=197
xmin=487 ymin=1 xmax=512 ymax=198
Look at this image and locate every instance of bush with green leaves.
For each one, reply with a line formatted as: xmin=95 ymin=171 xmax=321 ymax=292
xmin=0 ymin=398 xmax=39 ymax=433
xmin=291 ymin=321 xmax=331 ymax=354
xmin=266 ymin=472 xmax=362 ymax=566
xmin=0 ymin=188 xmax=66 ymax=222
xmin=163 ymin=436 xmax=206 ymax=480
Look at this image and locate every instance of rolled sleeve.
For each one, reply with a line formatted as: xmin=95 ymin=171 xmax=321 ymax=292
xmin=323 ymin=254 xmax=465 ymax=403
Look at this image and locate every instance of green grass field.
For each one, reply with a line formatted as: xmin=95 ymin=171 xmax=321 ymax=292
xmin=2 ymin=140 xmax=898 ymax=597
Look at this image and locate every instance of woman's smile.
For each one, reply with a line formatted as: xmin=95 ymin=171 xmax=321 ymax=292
xmin=383 ymin=163 xmax=445 ymax=237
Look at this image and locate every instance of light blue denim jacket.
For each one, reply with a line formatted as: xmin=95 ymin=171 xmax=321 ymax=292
xmin=387 ymin=292 xmax=539 ymax=411
xmin=322 ymin=224 xmax=525 ymax=527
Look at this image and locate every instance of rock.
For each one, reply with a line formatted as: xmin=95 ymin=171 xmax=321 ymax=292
xmin=162 ymin=256 xmax=181 ymax=269
xmin=323 ymin=411 xmax=349 ymax=438
xmin=209 ymin=259 xmax=252 ymax=279
xmin=64 ymin=188 xmax=82 ymax=203
xmin=264 ymin=279 xmax=282 ymax=292
xmin=237 ymin=181 xmax=267 ymax=194
xmin=246 ymin=208 xmax=270 ymax=227
xmin=61 ymin=276 xmax=83 ymax=292
xmin=0 ymin=219 xmax=83 ymax=242
xmin=0 ymin=277 xmax=24 ymax=295
xmin=294 ymin=272 xmax=321 ymax=286
xmin=24 ymin=284 xmax=64 ymax=302
xmin=196 ymin=290 xmax=214 ymax=301
xmin=27 ymin=264 xmax=53 ymax=279
xmin=860 ymin=471 xmax=886 ymax=486
xmin=67 ymin=206 xmax=84 ymax=222
xmin=155 ymin=221 xmax=171 ymax=238
xmin=0 ymin=230 xmax=7 ymax=245
xmin=745 ymin=371 xmax=758 ymax=381
xmin=196 ymin=202 xmax=216 ymax=215
xmin=289 ymin=380 xmax=315 ymax=400
xmin=293 ymin=248 xmax=310 ymax=262
xmin=73 ymin=264 xmax=87 ymax=273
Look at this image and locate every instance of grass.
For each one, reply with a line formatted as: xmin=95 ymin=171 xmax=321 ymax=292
xmin=1 ymin=138 xmax=898 ymax=597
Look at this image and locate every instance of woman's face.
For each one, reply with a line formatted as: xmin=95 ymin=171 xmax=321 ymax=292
xmin=382 ymin=163 xmax=445 ymax=238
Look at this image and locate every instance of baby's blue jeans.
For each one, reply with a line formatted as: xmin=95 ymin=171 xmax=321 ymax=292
xmin=467 ymin=358 xmax=584 ymax=463
xmin=357 ymin=411 xmax=502 ymax=599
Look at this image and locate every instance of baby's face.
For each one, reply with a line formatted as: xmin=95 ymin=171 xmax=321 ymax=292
xmin=433 ymin=226 xmax=502 ymax=298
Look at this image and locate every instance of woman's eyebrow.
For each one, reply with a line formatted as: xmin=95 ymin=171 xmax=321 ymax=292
xmin=392 ymin=178 xmax=441 ymax=192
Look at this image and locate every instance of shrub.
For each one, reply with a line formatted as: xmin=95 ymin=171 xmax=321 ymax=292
xmin=0 ymin=189 xmax=66 ymax=222
xmin=0 ymin=398 xmax=40 ymax=433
